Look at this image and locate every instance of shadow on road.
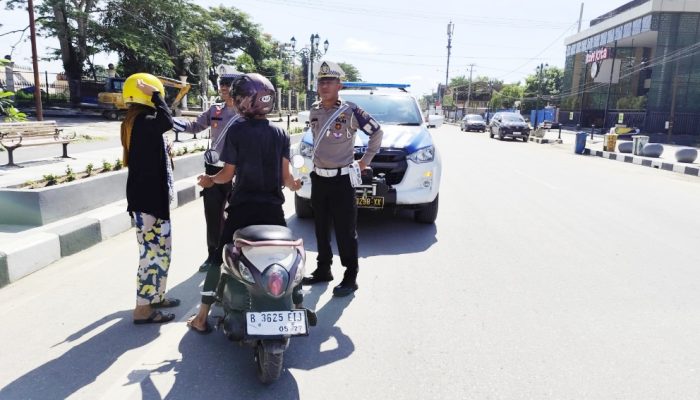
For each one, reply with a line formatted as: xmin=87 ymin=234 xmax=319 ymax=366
xmin=0 ymin=270 xmax=205 ymax=400
xmin=286 ymin=209 xmax=437 ymax=258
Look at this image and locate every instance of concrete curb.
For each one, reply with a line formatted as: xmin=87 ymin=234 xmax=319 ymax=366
xmin=529 ymin=136 xmax=563 ymax=144
xmin=0 ymin=177 xmax=202 ymax=288
xmin=584 ymin=148 xmax=700 ymax=178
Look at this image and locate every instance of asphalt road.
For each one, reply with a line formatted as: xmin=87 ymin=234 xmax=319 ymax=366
xmin=1 ymin=123 xmax=700 ymax=399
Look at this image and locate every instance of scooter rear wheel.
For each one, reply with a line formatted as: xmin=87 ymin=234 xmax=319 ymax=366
xmin=255 ymin=343 xmax=284 ymax=384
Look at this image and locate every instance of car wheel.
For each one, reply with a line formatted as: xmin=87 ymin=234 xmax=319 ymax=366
xmin=414 ymin=194 xmax=439 ymax=224
xmin=489 ymin=128 xmax=494 ymax=138
xmin=522 ymin=135 xmax=529 ymax=142
xmin=294 ymin=194 xmax=313 ymax=218
xmin=498 ymin=130 xmax=505 ymax=140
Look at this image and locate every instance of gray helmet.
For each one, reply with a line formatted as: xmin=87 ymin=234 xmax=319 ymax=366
xmin=230 ymin=73 xmax=275 ymax=117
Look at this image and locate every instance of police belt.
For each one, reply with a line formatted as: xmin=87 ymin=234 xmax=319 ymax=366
xmin=314 ymin=166 xmax=350 ymax=177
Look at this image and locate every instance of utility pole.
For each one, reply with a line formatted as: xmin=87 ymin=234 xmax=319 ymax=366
xmin=466 ymin=63 xmax=475 ymax=114
xmin=27 ymin=0 xmax=43 ymax=120
xmin=534 ymin=63 xmax=548 ymax=129
xmin=445 ymin=21 xmax=454 ymax=110
xmin=577 ymin=3 xmax=584 ymax=33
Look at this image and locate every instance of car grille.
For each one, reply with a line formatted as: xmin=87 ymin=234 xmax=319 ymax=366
xmin=355 ymin=148 xmax=407 ymax=185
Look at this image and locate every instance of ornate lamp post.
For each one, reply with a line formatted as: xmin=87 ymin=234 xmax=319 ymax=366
xmin=289 ymin=34 xmax=329 ymax=109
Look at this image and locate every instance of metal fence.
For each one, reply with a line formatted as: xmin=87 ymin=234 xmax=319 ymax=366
xmin=559 ymin=109 xmax=700 ymax=135
xmin=1 ymin=64 xmax=73 ymax=106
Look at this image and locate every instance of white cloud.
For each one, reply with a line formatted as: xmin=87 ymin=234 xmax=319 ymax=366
xmin=343 ymin=38 xmax=379 ymax=54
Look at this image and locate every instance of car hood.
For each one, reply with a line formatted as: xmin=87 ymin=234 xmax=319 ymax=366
xmin=301 ymin=124 xmax=433 ymax=153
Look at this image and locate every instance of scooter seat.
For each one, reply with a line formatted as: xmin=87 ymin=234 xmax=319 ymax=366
xmin=233 ymin=225 xmax=296 ymax=242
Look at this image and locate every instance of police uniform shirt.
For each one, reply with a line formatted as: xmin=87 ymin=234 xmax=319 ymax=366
xmin=310 ymin=99 xmax=383 ymax=169
xmin=175 ymin=103 xmax=238 ymax=156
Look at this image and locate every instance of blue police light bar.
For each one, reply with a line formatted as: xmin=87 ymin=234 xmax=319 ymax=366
xmin=342 ymin=82 xmax=411 ymax=89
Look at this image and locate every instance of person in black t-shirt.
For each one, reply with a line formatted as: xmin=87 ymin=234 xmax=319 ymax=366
xmin=186 ymin=73 xmax=303 ymax=334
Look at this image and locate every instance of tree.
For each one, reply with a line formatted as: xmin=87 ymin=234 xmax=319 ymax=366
xmin=338 ymin=62 xmax=360 ymax=82
xmin=491 ymin=83 xmax=524 ymax=110
xmin=522 ymin=66 xmax=563 ymax=113
xmin=6 ymin=0 xmax=100 ymax=104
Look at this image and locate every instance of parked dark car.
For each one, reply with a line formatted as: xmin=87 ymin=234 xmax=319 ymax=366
xmin=460 ymin=114 xmax=486 ymax=132
xmin=488 ymin=112 xmax=530 ymax=141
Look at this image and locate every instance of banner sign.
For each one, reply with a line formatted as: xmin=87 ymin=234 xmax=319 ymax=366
xmin=586 ymin=48 xmax=612 ymax=64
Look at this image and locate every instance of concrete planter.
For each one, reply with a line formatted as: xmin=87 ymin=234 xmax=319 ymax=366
xmin=0 ymin=152 xmax=204 ymax=226
xmin=675 ymin=148 xmax=698 ymax=163
xmin=618 ymin=141 xmax=633 ymax=153
xmin=642 ymin=143 xmax=664 ymax=158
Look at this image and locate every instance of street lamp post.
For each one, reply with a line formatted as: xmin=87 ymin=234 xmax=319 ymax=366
xmin=289 ymin=34 xmax=329 ymax=110
xmin=534 ymin=63 xmax=548 ymax=129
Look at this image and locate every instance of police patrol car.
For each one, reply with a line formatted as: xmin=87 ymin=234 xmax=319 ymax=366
xmin=293 ymin=82 xmax=442 ymax=224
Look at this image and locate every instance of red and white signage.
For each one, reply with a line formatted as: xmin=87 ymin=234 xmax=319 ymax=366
xmin=586 ymin=48 xmax=611 ymax=64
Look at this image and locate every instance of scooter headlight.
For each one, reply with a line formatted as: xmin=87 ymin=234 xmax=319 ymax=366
xmin=238 ymin=261 xmax=255 ymax=284
xmin=263 ymin=264 xmax=289 ymax=298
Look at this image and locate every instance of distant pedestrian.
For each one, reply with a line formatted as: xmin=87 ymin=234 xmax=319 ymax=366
xmin=121 ymin=73 xmax=180 ymax=325
xmin=172 ymin=66 xmax=243 ymax=272
xmin=301 ymin=61 xmax=383 ymax=297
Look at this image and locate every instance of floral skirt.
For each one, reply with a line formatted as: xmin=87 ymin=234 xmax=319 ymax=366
xmin=132 ymin=212 xmax=172 ymax=306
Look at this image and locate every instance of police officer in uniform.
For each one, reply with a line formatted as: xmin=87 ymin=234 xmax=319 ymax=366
xmin=301 ymin=61 xmax=383 ymax=297
xmin=172 ymin=66 xmax=242 ymax=272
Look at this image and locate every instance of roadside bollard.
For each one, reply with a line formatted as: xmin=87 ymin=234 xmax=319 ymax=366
xmin=558 ymin=126 xmax=562 ymax=140
xmin=590 ymin=125 xmax=595 ymax=140
xmin=287 ymin=114 xmax=291 ymax=132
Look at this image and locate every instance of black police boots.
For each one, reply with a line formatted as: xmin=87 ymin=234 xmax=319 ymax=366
xmin=302 ymin=268 xmax=334 ymax=285
xmin=332 ymin=269 xmax=358 ymax=297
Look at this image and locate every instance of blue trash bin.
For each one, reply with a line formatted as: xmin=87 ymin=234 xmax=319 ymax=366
xmin=574 ymin=131 xmax=587 ymax=154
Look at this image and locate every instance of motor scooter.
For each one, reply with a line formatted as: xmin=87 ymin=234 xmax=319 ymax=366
xmin=215 ymin=156 xmax=313 ymax=384
xmin=217 ymin=224 xmax=310 ymax=383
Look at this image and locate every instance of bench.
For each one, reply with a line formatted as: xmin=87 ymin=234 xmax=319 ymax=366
xmin=0 ymin=120 xmax=76 ymax=167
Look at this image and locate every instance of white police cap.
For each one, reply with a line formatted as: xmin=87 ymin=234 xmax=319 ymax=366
xmin=316 ymin=61 xmax=345 ymax=80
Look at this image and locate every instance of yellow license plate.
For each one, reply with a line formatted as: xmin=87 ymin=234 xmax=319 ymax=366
xmin=356 ymin=196 xmax=384 ymax=208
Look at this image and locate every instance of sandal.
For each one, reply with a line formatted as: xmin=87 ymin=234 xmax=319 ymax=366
xmin=186 ymin=316 xmax=213 ymax=335
xmin=151 ymin=298 xmax=181 ymax=308
xmin=134 ymin=310 xmax=176 ymax=325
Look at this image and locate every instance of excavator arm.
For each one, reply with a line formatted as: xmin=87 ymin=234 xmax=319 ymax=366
xmin=157 ymin=76 xmax=191 ymax=110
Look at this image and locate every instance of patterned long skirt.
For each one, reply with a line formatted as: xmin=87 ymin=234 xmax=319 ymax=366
xmin=133 ymin=212 xmax=172 ymax=306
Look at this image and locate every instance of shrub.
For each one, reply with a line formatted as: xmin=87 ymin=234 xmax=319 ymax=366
xmin=102 ymin=159 xmax=113 ymax=172
xmin=65 ymin=165 xmax=76 ymax=182
xmin=114 ymin=159 xmax=123 ymax=170
xmin=43 ymin=174 xmax=58 ymax=186
xmin=85 ymin=163 xmax=94 ymax=176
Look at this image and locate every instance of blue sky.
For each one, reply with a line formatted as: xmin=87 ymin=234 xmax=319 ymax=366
xmin=2 ymin=0 xmax=622 ymax=95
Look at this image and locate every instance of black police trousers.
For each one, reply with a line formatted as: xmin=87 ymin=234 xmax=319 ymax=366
xmin=202 ymin=163 xmax=232 ymax=262
xmin=310 ymin=171 xmax=359 ymax=273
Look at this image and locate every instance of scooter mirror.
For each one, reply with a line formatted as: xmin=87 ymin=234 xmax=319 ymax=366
xmin=291 ymin=154 xmax=305 ymax=169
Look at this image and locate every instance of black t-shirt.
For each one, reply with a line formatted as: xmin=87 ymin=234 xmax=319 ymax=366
xmin=220 ymin=118 xmax=290 ymax=207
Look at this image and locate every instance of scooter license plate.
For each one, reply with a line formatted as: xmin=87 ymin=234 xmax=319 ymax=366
xmin=246 ymin=310 xmax=308 ymax=336
xmin=356 ymin=195 xmax=384 ymax=209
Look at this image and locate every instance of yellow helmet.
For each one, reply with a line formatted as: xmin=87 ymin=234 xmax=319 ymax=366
xmin=122 ymin=73 xmax=165 ymax=108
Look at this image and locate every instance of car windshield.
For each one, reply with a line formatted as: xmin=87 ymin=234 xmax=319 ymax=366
xmin=466 ymin=115 xmax=484 ymax=121
xmin=341 ymin=94 xmax=423 ymax=125
xmin=502 ymin=114 xmax=525 ymax=122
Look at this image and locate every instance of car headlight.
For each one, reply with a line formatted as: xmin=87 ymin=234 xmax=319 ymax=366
xmin=299 ymin=141 xmax=314 ymax=158
xmin=407 ymin=145 xmax=435 ymax=163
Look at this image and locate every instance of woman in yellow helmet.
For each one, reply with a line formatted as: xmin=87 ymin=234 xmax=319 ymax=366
xmin=120 ymin=73 xmax=180 ymax=325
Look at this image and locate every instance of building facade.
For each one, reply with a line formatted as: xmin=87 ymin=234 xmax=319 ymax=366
xmin=560 ymin=0 xmax=700 ymax=136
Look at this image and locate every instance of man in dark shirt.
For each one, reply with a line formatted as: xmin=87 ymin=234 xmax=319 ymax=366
xmin=186 ymin=73 xmax=302 ymax=334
